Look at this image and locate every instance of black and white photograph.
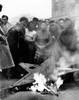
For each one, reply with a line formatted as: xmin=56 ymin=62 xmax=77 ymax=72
xmin=1 ymin=0 xmax=79 ymax=100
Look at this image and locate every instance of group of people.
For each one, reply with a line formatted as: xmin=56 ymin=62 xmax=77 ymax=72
xmin=0 ymin=14 xmax=79 ymax=79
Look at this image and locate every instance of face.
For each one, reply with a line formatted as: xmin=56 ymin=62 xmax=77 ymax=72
xmin=2 ymin=17 xmax=8 ymax=25
xmin=28 ymin=22 xmax=35 ymax=31
xmin=50 ymin=23 xmax=56 ymax=30
xmin=40 ymin=22 xmax=47 ymax=30
xmin=21 ymin=20 xmax=28 ymax=28
xmin=49 ymin=23 xmax=59 ymax=39
xmin=58 ymin=20 xmax=65 ymax=29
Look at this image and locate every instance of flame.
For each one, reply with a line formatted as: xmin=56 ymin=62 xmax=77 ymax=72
xmin=30 ymin=72 xmax=63 ymax=94
xmin=55 ymin=77 xmax=63 ymax=89
xmin=30 ymin=73 xmax=50 ymax=92
xmin=33 ymin=73 xmax=47 ymax=85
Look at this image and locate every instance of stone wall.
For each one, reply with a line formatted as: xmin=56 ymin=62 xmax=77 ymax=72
xmin=52 ymin=0 xmax=79 ymax=19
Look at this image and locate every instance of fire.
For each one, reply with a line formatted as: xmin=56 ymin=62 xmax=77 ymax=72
xmin=55 ymin=77 xmax=63 ymax=89
xmin=30 ymin=18 xmax=79 ymax=95
xmin=30 ymin=73 xmax=49 ymax=92
xmin=30 ymin=72 xmax=63 ymax=95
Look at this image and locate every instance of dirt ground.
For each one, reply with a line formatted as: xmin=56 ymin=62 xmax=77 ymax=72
xmin=1 ymin=84 xmax=79 ymax=100
xmin=1 ymin=72 xmax=79 ymax=100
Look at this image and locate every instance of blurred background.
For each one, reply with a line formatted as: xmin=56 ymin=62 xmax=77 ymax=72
xmin=0 ymin=0 xmax=51 ymax=21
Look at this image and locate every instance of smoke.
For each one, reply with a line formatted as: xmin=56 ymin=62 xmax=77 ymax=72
xmin=30 ymin=73 xmax=49 ymax=92
xmin=57 ymin=19 xmax=79 ymax=73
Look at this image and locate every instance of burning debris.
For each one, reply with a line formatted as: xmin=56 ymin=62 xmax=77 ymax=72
xmin=30 ymin=73 xmax=47 ymax=92
xmin=29 ymin=72 xmax=63 ymax=96
xmin=0 ymin=73 xmax=62 ymax=99
xmin=55 ymin=77 xmax=63 ymax=89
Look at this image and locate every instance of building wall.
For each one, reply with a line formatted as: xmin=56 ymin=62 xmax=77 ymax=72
xmin=52 ymin=0 xmax=79 ymax=19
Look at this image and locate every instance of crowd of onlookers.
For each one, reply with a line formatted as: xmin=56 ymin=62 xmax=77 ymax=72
xmin=0 ymin=14 xmax=78 ymax=78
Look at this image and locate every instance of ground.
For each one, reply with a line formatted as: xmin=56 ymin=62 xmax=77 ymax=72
xmin=0 ymin=72 xmax=79 ymax=100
